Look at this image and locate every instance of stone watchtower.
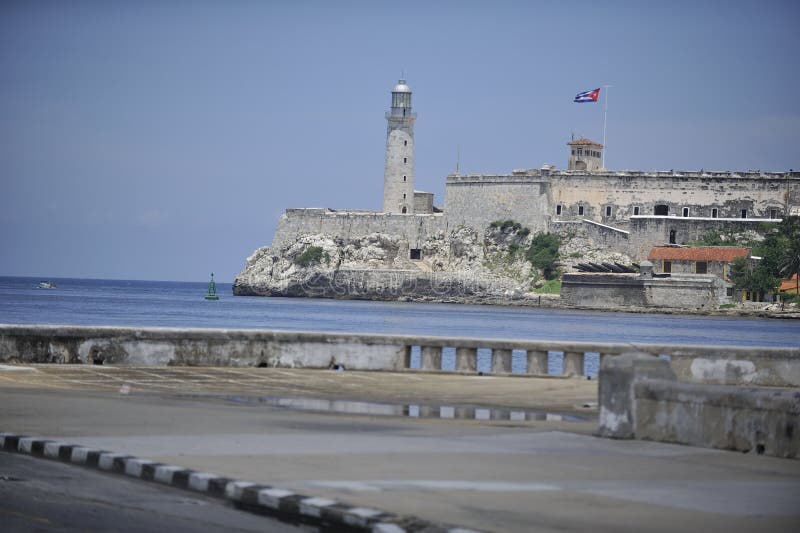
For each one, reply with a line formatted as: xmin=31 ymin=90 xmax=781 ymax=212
xmin=567 ymin=138 xmax=604 ymax=171
xmin=382 ymin=79 xmax=416 ymax=214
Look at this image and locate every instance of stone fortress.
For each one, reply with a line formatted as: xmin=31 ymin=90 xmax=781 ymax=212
xmin=234 ymin=79 xmax=800 ymax=304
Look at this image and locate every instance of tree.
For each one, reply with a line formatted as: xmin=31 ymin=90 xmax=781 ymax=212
xmin=777 ymin=217 xmax=800 ymax=295
xmin=526 ymin=232 xmax=560 ymax=280
xmin=731 ymin=217 xmax=800 ymax=297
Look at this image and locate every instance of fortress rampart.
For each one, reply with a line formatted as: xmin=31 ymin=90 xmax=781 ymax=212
xmin=239 ymin=80 xmax=800 ymax=300
xmin=272 ymin=208 xmax=445 ymax=250
xmin=272 ymin=170 xmax=799 ymax=262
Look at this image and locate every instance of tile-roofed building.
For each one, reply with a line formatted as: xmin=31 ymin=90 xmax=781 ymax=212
xmin=647 ymin=245 xmax=750 ymax=280
xmin=567 ymin=138 xmax=603 ymax=147
xmin=780 ymin=273 xmax=798 ymax=295
xmin=567 ymin=138 xmax=604 ymax=171
xmin=647 ymin=246 xmax=751 ymax=263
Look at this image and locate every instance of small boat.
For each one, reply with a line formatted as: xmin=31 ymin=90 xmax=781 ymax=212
xmin=37 ymin=281 xmax=57 ymax=289
xmin=204 ymin=273 xmax=219 ymax=300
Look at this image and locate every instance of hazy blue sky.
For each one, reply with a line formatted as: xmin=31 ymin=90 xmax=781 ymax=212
xmin=1 ymin=1 xmax=798 ymax=282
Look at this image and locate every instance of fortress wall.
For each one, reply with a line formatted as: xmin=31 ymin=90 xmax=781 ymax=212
xmin=627 ymin=216 xmax=773 ymax=261
xmin=549 ymin=173 xmax=797 ymax=224
xmin=272 ymin=209 xmax=445 ymax=250
xmin=444 ymin=175 xmax=550 ymax=233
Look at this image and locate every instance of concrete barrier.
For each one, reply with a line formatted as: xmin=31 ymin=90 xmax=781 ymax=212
xmin=598 ymin=352 xmax=800 ymax=458
xmin=0 ymin=324 xmax=798 ymax=386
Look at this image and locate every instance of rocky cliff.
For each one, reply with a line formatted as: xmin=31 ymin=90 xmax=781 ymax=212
xmin=233 ymin=223 xmax=632 ymax=303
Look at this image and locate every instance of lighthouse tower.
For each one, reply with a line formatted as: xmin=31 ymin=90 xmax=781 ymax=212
xmin=382 ymin=79 xmax=416 ymax=214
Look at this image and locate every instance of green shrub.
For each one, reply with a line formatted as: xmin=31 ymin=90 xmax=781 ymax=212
xmin=294 ymin=246 xmax=328 ymax=267
xmin=526 ymin=232 xmax=560 ymax=279
xmin=490 ymin=219 xmax=522 ymax=232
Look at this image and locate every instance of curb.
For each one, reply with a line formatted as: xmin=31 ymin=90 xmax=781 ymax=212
xmin=1 ymin=432 xmax=482 ymax=533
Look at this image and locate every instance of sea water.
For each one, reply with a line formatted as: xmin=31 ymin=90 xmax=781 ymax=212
xmin=1 ymin=276 xmax=797 ymax=376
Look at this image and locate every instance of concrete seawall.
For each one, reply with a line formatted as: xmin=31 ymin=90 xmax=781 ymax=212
xmin=598 ymin=352 xmax=800 ymax=458
xmin=1 ymin=324 xmax=798 ymax=387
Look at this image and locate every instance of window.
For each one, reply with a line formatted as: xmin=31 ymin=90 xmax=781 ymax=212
xmin=556 ymin=204 xmax=562 ymax=215
xmin=654 ymin=204 xmax=669 ymax=216
xmin=403 ymin=175 xmax=406 ymax=182
xmin=571 ymin=150 xmax=576 ymax=155
xmin=741 ymin=209 xmax=747 ymax=219
xmin=770 ymin=208 xmax=779 ymax=219
xmin=577 ymin=148 xmax=583 ymax=155
xmin=663 ymin=261 xmax=672 ymax=273
xmin=696 ymin=261 xmax=708 ymax=274
xmin=669 ymin=229 xmax=676 ymax=244
xmin=403 ymin=193 xmax=406 ymax=199
xmin=633 ymin=206 xmax=640 ymax=216
xmin=605 ymin=206 xmax=612 ymax=217
xmin=409 ymin=249 xmax=421 ymax=260
xmin=401 ymin=207 xmax=407 ymax=214
xmin=711 ymin=208 xmax=718 ymax=218
xmin=403 ymin=157 xmax=407 ymax=164
xmin=404 ymin=140 xmax=408 ymax=146
xmin=578 ymin=205 xmax=584 ymax=216
xmin=682 ymin=207 xmax=689 ymax=217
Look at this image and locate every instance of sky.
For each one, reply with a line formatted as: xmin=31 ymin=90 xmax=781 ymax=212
xmin=1 ymin=0 xmax=798 ymax=282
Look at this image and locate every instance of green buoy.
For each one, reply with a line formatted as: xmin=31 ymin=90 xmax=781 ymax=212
xmin=205 ymin=273 xmax=220 ymax=300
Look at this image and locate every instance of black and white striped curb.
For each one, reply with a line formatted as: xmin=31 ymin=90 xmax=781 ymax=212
xmin=1 ymin=432 xmax=482 ymax=533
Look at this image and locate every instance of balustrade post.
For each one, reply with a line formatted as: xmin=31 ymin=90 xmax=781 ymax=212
xmin=455 ymin=347 xmax=477 ymax=372
xmin=563 ymin=351 xmax=585 ymax=376
xmin=492 ymin=348 xmax=513 ymax=374
xmin=526 ymin=350 xmax=549 ymax=375
xmin=421 ymin=346 xmax=442 ymax=372
xmin=404 ymin=346 xmax=413 ymax=369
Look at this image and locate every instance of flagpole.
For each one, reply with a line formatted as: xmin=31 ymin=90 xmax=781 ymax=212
xmin=602 ymin=85 xmax=612 ymax=170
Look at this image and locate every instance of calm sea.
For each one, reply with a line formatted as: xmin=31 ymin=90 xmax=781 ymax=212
xmin=1 ymin=276 xmax=797 ymax=375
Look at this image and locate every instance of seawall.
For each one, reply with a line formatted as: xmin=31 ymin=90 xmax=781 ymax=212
xmin=2 ymin=324 xmax=798 ymax=387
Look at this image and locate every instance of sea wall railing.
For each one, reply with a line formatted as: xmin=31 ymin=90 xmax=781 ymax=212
xmin=1 ymin=324 xmax=797 ymax=387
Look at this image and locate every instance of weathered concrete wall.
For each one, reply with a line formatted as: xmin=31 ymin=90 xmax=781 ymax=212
xmin=561 ymin=273 xmax=726 ymax=309
xmin=444 ymin=174 xmax=550 ymax=234
xmin=272 ymin=209 xmax=445 ymax=250
xmin=548 ymin=171 xmax=798 ymax=225
xmin=561 ymin=273 xmax=648 ymax=307
xmin=598 ymin=352 xmax=677 ymax=439
xmin=0 ymin=326 xmax=409 ymax=370
xmin=628 ymin=216 xmax=772 ymax=262
xmin=670 ymin=351 xmax=800 ymax=388
xmin=644 ymin=274 xmax=725 ymax=309
xmin=634 ymin=379 xmax=800 ymax=458
xmin=598 ymin=352 xmax=800 ymax=458
xmin=2 ymin=325 xmax=798 ymax=386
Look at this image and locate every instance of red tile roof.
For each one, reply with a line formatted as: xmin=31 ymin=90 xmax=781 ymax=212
xmin=647 ymin=246 xmax=751 ymax=262
xmin=780 ymin=274 xmax=798 ymax=294
xmin=567 ymin=138 xmax=603 ymax=147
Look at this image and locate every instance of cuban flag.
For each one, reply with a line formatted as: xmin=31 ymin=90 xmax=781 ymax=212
xmin=574 ymin=88 xmax=600 ymax=103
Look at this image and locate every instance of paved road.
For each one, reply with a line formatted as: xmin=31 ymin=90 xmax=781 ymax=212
xmin=0 ymin=451 xmax=312 ymax=532
xmin=1 ymin=365 xmax=799 ymax=532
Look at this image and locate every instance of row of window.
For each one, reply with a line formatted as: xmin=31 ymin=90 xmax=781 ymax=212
xmin=556 ymin=204 xmax=614 ymax=217
xmin=662 ymin=261 xmax=708 ymax=274
xmin=555 ymin=204 xmax=781 ymax=219
xmin=572 ymin=149 xmax=601 ymax=158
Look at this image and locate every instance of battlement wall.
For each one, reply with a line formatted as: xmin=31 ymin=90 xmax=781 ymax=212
xmin=444 ymin=171 xmax=799 ymax=233
xmin=444 ymin=174 xmax=550 ymax=233
xmin=273 ymin=209 xmax=445 ymax=250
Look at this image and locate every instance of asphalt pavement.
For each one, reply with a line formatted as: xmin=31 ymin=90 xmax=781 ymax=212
xmin=1 ymin=365 xmax=799 ymax=532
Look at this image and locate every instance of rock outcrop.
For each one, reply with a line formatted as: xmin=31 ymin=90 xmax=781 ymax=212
xmin=234 ymin=223 xmax=632 ymax=304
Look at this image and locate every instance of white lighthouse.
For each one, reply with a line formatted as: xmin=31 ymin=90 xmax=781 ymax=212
xmin=382 ymin=79 xmax=416 ymax=214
